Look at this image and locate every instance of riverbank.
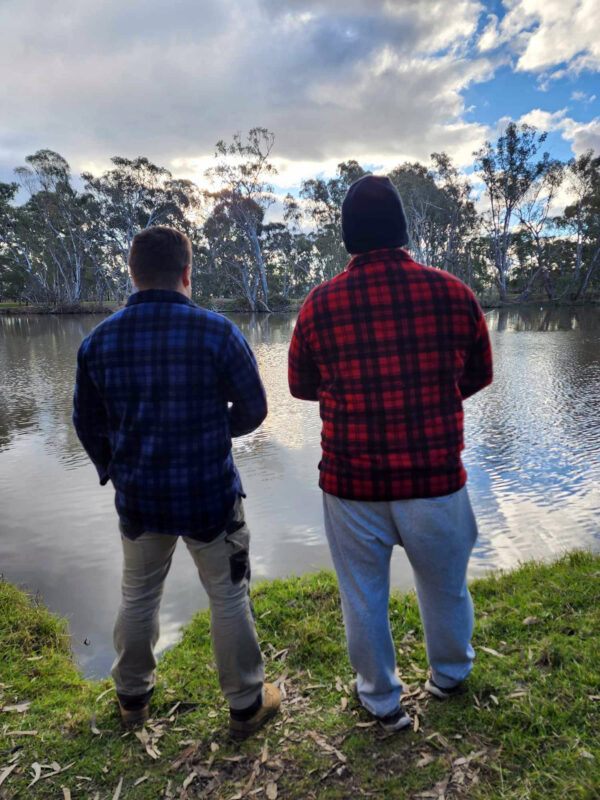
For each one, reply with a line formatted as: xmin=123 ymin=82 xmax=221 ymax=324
xmin=1 ymin=552 xmax=598 ymax=799
xmin=1 ymin=296 xmax=599 ymax=315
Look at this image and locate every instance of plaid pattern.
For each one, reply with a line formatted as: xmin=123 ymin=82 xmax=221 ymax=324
xmin=288 ymin=248 xmax=493 ymax=500
xmin=73 ymin=290 xmax=267 ymax=539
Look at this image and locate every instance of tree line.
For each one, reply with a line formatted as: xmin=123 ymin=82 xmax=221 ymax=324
xmin=1 ymin=124 xmax=599 ymax=310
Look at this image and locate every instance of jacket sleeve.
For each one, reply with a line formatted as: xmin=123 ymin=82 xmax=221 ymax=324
xmin=458 ymin=302 xmax=493 ymax=400
xmin=72 ymin=341 xmax=112 ymax=485
xmin=220 ymin=326 xmax=268 ymax=438
xmin=288 ymin=310 xmax=321 ymax=401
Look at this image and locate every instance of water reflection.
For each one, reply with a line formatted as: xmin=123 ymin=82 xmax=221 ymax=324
xmin=1 ymin=307 xmax=599 ymax=677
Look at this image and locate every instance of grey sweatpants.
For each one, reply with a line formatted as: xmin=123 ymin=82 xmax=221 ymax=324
xmin=323 ymin=486 xmax=478 ymax=717
xmin=111 ymin=499 xmax=264 ymax=711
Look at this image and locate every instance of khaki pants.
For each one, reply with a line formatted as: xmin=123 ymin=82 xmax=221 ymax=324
xmin=111 ymin=499 xmax=264 ymax=711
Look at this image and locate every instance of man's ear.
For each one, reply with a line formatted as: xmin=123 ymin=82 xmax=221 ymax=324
xmin=182 ymin=264 xmax=192 ymax=288
xmin=129 ymin=268 xmax=140 ymax=290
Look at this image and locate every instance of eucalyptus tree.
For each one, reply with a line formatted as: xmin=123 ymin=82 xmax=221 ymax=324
xmin=11 ymin=150 xmax=102 ymax=304
xmin=430 ymin=152 xmax=479 ymax=284
xmin=559 ymin=151 xmax=600 ymax=299
xmin=205 ymin=128 xmax=277 ymax=310
xmin=261 ymin=221 xmax=314 ymax=302
xmin=202 ymin=194 xmax=268 ymax=310
xmin=298 ymin=160 xmax=366 ymax=282
xmin=0 ymin=181 xmax=36 ymax=300
xmin=515 ymin=158 xmax=564 ymax=299
xmin=387 ymin=161 xmax=450 ymax=267
xmin=474 ymin=122 xmax=554 ymax=301
xmin=83 ymin=157 xmax=200 ymax=297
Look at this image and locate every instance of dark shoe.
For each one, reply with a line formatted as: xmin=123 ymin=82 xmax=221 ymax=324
xmin=229 ymin=683 xmax=281 ymax=740
xmin=378 ymin=704 xmax=412 ymax=732
xmin=350 ymin=679 xmax=411 ymax=732
xmin=425 ymin=675 xmax=465 ymax=700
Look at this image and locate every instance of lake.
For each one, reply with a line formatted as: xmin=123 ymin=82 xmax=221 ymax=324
xmin=1 ymin=307 xmax=599 ymax=678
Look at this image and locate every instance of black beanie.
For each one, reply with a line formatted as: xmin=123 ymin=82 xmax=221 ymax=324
xmin=341 ymin=175 xmax=408 ymax=255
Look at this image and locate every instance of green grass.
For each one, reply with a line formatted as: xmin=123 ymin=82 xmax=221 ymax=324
xmin=1 ymin=551 xmax=599 ymax=799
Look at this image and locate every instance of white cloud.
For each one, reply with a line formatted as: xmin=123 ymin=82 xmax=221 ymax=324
xmin=477 ymin=14 xmax=502 ymax=52
xmin=570 ymin=90 xmax=596 ymax=103
xmin=517 ymin=107 xmax=600 ymax=156
xmin=0 ymin=0 xmax=492 ymax=188
xmin=559 ymin=117 xmax=600 ymax=155
xmin=518 ymin=108 xmax=568 ymax=129
xmin=497 ymin=0 xmax=600 ymax=79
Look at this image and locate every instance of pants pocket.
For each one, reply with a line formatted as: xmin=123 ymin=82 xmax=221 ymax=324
xmin=224 ymin=499 xmax=251 ymax=584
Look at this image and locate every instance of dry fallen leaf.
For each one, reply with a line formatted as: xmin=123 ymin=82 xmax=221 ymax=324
xmin=165 ymin=701 xmax=181 ymax=718
xmin=134 ymin=773 xmax=149 ymax=787
xmin=261 ymin=742 xmax=269 ymax=764
xmin=29 ymin=762 xmax=42 ymax=787
xmin=62 ymin=788 xmax=71 ymax=800
xmin=171 ymin=742 xmax=199 ymax=769
xmin=112 ymin=776 xmax=123 ymax=800
xmin=0 ymin=763 xmax=19 ymax=787
xmin=340 ymin=697 xmax=348 ymax=711
xmin=416 ymin=777 xmax=449 ymax=799
xmin=266 ymin=781 xmax=278 ymax=799
xmin=416 ymin=754 xmax=436 ymax=768
xmin=479 ymin=646 xmax=505 ymax=658
xmin=38 ymin=762 xmax=75 ymax=782
xmin=95 ymin=687 xmax=115 ymax=704
xmin=274 ymin=668 xmax=289 ymax=687
xmin=425 ymin=731 xmax=450 ymax=749
xmin=90 ymin=712 xmax=101 ymax=735
xmin=522 ymin=616 xmax=540 ymax=626
xmin=307 ymin=730 xmax=347 ymax=763
xmin=182 ymin=772 xmax=196 ymax=790
xmin=2 ymin=701 xmax=31 ymax=713
xmin=6 ymin=730 xmax=38 ymax=736
xmin=210 ymin=742 xmax=219 ymax=753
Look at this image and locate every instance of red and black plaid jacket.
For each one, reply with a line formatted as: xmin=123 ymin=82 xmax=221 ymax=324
xmin=288 ymin=248 xmax=493 ymax=501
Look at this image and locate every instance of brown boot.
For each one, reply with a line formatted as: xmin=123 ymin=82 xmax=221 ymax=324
xmin=229 ymin=683 xmax=281 ymax=739
xmin=118 ymin=700 xmax=150 ymax=728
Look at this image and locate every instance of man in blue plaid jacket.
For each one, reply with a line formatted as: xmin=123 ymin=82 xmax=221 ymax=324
xmin=73 ymin=226 xmax=280 ymax=737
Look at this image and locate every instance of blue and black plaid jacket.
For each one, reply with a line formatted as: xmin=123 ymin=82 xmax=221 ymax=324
xmin=73 ymin=290 xmax=267 ymax=540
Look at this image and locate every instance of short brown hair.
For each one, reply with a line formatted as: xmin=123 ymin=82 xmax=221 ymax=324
xmin=128 ymin=226 xmax=192 ymax=290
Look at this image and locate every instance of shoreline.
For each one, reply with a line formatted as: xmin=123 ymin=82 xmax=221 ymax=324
xmin=1 ymin=298 xmax=599 ymax=316
xmin=1 ymin=551 xmax=599 ymax=799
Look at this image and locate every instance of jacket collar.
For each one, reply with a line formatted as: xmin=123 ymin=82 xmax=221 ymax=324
xmin=347 ymin=247 xmax=412 ymax=271
xmin=126 ymin=289 xmax=196 ymax=308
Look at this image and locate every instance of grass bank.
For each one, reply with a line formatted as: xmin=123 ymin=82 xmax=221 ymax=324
xmin=1 ymin=551 xmax=599 ymax=799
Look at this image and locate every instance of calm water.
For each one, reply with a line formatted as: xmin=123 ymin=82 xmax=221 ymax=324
xmin=1 ymin=308 xmax=599 ymax=678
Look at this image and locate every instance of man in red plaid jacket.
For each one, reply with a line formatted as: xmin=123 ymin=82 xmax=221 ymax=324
xmin=288 ymin=175 xmax=493 ymax=731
